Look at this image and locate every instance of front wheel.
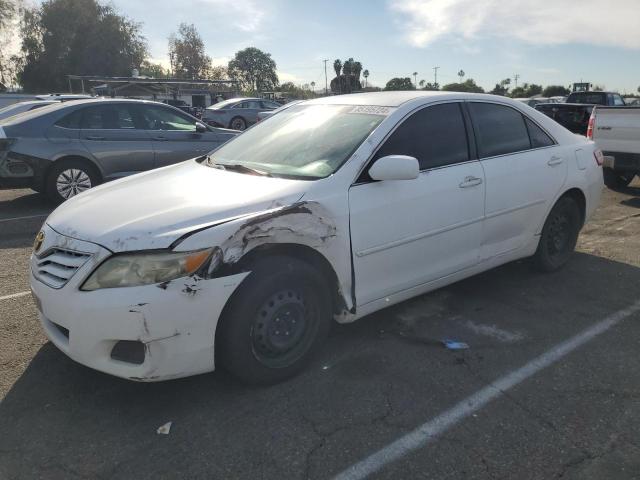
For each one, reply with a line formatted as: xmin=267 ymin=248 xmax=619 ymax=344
xmin=46 ymin=159 xmax=100 ymax=203
xmin=533 ymin=196 xmax=581 ymax=272
xmin=603 ymin=168 xmax=635 ymax=189
xmin=216 ymin=256 xmax=331 ymax=385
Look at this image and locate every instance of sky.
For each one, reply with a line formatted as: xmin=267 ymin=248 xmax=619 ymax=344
xmin=24 ymin=0 xmax=640 ymax=93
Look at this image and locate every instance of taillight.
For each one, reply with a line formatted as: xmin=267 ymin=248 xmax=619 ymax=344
xmin=593 ymin=149 xmax=603 ymax=166
xmin=586 ymin=110 xmax=595 ymax=139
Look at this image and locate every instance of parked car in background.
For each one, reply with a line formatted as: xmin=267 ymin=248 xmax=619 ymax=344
xmin=202 ymin=97 xmax=281 ymax=130
xmin=536 ymin=91 xmax=626 ymax=135
xmin=0 ymin=100 xmax=60 ymax=121
xmin=256 ymin=100 xmax=303 ymax=122
xmin=623 ymin=97 xmax=640 ymax=106
xmin=588 ymin=106 xmax=640 ymax=188
xmin=515 ymin=97 xmax=551 ymax=107
xmin=29 ymin=92 xmax=603 ymax=385
xmin=161 ymin=99 xmax=201 ymax=118
xmin=0 ymin=98 xmax=238 ymax=202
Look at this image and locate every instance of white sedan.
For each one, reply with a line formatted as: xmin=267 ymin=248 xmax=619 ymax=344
xmin=30 ymin=92 xmax=603 ymax=384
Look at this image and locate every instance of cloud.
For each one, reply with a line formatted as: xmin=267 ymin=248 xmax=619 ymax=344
xmin=200 ymin=0 xmax=264 ymax=32
xmin=390 ymin=0 xmax=640 ymax=49
xmin=277 ymin=71 xmax=302 ymax=84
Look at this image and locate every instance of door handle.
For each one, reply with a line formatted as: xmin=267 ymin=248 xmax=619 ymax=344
xmin=84 ymin=135 xmax=105 ymax=141
xmin=152 ymin=136 xmax=167 ymax=141
xmin=547 ymin=156 xmax=563 ymax=166
xmin=459 ymin=176 xmax=483 ymax=188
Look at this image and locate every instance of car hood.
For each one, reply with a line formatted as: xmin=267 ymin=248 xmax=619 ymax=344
xmin=46 ymin=160 xmax=310 ymax=252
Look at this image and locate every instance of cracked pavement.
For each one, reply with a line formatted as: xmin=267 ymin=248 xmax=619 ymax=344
xmin=1 ymin=182 xmax=640 ymax=479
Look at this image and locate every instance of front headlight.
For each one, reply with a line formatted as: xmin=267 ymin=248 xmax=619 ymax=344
xmin=81 ymin=248 xmax=214 ymax=291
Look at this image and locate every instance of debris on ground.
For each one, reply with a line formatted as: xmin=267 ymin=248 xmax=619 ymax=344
xmin=442 ymin=339 xmax=469 ymax=350
xmin=157 ymin=422 xmax=172 ymax=435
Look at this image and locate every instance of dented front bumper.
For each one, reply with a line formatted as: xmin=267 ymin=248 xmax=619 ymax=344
xmin=29 ymin=225 xmax=248 ymax=382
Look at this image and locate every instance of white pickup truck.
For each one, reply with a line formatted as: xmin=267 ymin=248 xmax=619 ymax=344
xmin=588 ymin=106 xmax=640 ymax=188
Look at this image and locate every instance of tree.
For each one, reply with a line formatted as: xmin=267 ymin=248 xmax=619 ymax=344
xmin=139 ymin=60 xmax=167 ymax=78
xmin=490 ymin=78 xmax=511 ymax=96
xmin=413 ymin=71 xmax=418 ymax=88
xmin=363 ymin=69 xmax=369 ymax=88
xmin=168 ymin=23 xmax=211 ymax=79
xmin=458 ymin=69 xmax=465 ymax=82
xmin=510 ymin=83 xmax=542 ymax=98
xmin=0 ymin=0 xmax=18 ymax=87
xmin=542 ymin=85 xmax=570 ymax=97
xmin=227 ymin=47 xmax=278 ymax=92
xmin=330 ymin=57 xmax=364 ymax=94
xmin=384 ymin=77 xmax=414 ymax=91
xmin=422 ymin=82 xmax=439 ymax=91
xmin=17 ymin=0 xmax=147 ymax=92
xmin=310 ymin=81 xmax=315 ymax=92
xmin=441 ymin=78 xmax=484 ymax=93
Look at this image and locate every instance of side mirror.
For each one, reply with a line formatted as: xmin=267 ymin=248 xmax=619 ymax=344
xmin=195 ymin=122 xmax=207 ymax=133
xmin=368 ymin=155 xmax=419 ymax=181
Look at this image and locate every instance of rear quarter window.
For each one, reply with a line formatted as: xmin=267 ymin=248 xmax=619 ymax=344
xmin=55 ymin=109 xmax=83 ymax=129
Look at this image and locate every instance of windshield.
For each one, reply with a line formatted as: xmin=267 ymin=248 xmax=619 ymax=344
xmin=205 ymin=104 xmax=387 ymax=179
xmin=568 ymin=92 xmax=607 ymax=105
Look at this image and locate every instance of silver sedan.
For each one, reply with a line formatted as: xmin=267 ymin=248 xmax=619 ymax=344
xmin=202 ymin=97 xmax=281 ymax=130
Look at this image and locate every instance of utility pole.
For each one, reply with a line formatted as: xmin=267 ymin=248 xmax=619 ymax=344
xmin=514 ymin=73 xmax=520 ymax=90
xmin=433 ymin=66 xmax=440 ymax=89
xmin=323 ymin=59 xmax=329 ymax=95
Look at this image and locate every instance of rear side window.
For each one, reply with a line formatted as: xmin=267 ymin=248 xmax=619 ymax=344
xmin=373 ymin=103 xmax=469 ymax=170
xmin=468 ymin=103 xmax=530 ymax=158
xmin=613 ymin=95 xmax=625 ymax=106
xmin=525 ymin=118 xmax=555 ymax=148
xmin=139 ymin=105 xmax=196 ymax=131
xmin=81 ymin=104 xmax=136 ymax=129
xmin=55 ymin=109 xmax=83 ymax=129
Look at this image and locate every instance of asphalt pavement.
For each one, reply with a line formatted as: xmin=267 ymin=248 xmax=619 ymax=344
xmin=1 ymin=183 xmax=639 ymax=480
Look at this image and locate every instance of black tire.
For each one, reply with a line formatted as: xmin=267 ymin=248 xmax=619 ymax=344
xmin=216 ymin=255 xmax=332 ymax=385
xmin=45 ymin=159 xmax=100 ymax=203
xmin=603 ymin=168 xmax=635 ymax=189
xmin=229 ymin=116 xmax=247 ymax=130
xmin=533 ymin=196 xmax=581 ymax=272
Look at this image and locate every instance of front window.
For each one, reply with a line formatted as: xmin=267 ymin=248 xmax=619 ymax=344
xmin=205 ymin=104 xmax=388 ymax=179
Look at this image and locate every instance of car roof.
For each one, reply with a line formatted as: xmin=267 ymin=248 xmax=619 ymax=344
xmin=301 ymin=91 xmax=529 ymax=107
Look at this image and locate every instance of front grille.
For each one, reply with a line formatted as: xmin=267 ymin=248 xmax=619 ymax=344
xmin=34 ymin=248 xmax=92 ymax=288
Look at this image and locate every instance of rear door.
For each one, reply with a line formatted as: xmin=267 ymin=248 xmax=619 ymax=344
xmin=138 ymin=104 xmax=230 ymax=167
xmin=349 ymin=102 xmax=485 ymax=306
xmin=78 ymin=103 xmax=154 ymax=179
xmin=467 ymin=102 xmax=567 ymax=260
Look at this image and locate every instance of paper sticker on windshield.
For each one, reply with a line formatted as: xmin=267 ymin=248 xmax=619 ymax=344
xmin=348 ymin=106 xmax=395 ymax=116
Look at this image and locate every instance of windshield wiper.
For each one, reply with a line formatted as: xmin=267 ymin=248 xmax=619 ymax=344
xmin=208 ymin=159 xmax=270 ymax=177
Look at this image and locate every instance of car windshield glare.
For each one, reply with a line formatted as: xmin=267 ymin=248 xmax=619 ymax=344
xmin=205 ymin=104 xmax=386 ymax=179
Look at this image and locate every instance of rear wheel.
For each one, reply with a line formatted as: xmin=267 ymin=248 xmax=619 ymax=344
xmin=229 ymin=116 xmax=247 ymax=130
xmin=533 ymin=196 xmax=581 ymax=272
xmin=603 ymin=168 xmax=635 ymax=189
xmin=216 ymin=256 xmax=331 ymax=385
xmin=45 ymin=159 xmax=100 ymax=203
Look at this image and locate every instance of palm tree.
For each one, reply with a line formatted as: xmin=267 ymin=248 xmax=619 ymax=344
xmin=419 ymin=79 xmax=425 ymax=88
xmin=363 ymin=69 xmax=369 ymax=88
xmin=353 ymin=61 xmax=363 ymax=82
xmin=413 ymin=72 xmax=418 ymax=89
xmin=458 ymin=70 xmax=465 ymax=83
xmin=333 ymin=59 xmax=342 ymax=93
xmin=310 ymin=81 xmax=316 ymax=93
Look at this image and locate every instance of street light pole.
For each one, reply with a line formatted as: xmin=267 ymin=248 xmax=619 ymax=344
xmin=323 ymin=59 xmax=329 ymax=95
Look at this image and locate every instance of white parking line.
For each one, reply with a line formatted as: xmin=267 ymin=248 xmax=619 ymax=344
xmin=0 ymin=291 xmax=31 ymax=301
xmin=0 ymin=213 xmax=48 ymax=223
xmin=334 ymin=299 xmax=640 ymax=480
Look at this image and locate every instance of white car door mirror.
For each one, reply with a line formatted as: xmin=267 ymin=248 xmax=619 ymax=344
xmin=368 ymin=155 xmax=419 ymax=181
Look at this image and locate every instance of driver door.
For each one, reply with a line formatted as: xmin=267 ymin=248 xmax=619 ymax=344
xmin=349 ymin=102 xmax=486 ymax=306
